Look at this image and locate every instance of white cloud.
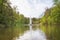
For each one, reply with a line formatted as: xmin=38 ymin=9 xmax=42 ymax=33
xmin=10 ymin=0 xmax=53 ymax=18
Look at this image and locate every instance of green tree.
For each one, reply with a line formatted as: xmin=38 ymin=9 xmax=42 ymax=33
xmin=0 ymin=0 xmax=20 ymax=40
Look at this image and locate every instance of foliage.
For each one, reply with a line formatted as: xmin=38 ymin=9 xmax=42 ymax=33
xmin=40 ymin=0 xmax=60 ymax=40
xmin=0 ymin=0 xmax=30 ymax=39
xmin=53 ymin=0 xmax=60 ymax=5
xmin=40 ymin=4 xmax=60 ymax=24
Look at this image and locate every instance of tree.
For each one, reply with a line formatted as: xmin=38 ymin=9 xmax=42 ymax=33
xmin=53 ymin=0 xmax=60 ymax=5
xmin=0 ymin=0 xmax=20 ymax=40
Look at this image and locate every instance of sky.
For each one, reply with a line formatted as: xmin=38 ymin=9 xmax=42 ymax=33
xmin=10 ymin=0 xmax=54 ymax=18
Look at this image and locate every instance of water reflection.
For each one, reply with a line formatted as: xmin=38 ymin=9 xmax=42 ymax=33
xmin=16 ymin=29 xmax=46 ymax=40
xmin=16 ymin=24 xmax=60 ymax=40
xmin=40 ymin=24 xmax=60 ymax=40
